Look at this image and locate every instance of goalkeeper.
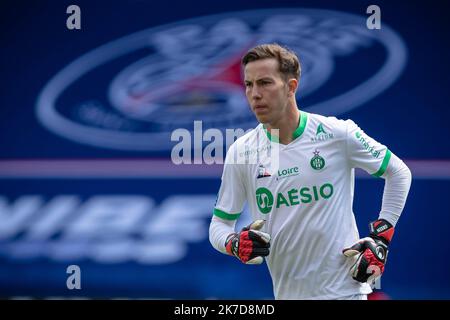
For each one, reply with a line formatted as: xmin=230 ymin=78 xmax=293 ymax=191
xmin=209 ymin=44 xmax=412 ymax=300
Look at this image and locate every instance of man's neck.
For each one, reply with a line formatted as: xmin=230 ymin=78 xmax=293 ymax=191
xmin=266 ymin=105 xmax=301 ymax=145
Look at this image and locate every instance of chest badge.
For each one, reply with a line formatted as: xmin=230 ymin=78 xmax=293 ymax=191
xmin=257 ymin=164 xmax=272 ymax=179
xmin=310 ymin=149 xmax=326 ymax=170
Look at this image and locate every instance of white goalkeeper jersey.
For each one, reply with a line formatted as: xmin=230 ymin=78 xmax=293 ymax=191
xmin=213 ymin=111 xmax=393 ymax=299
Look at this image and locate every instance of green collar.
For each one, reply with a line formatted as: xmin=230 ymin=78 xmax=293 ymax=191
xmin=264 ymin=110 xmax=308 ymax=143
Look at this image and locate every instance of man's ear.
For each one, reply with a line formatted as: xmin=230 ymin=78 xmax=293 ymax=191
xmin=287 ymin=78 xmax=298 ymax=96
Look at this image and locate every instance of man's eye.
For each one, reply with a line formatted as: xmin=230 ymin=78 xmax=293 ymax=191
xmin=245 ymin=83 xmax=252 ymax=87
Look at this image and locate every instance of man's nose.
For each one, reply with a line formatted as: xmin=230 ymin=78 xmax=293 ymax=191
xmin=251 ymin=86 xmax=262 ymax=100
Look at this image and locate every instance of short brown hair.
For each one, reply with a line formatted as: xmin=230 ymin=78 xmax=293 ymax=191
xmin=242 ymin=43 xmax=301 ymax=81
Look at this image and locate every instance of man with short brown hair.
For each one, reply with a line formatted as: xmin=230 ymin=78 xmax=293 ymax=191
xmin=209 ymin=43 xmax=411 ymax=299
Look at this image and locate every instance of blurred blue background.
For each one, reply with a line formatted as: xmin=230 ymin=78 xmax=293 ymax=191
xmin=0 ymin=0 xmax=449 ymax=299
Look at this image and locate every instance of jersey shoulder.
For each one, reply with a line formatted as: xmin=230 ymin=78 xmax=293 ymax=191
xmin=306 ymin=112 xmax=353 ymax=139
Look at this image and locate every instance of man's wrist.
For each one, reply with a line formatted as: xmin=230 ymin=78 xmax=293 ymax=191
xmin=369 ymin=219 xmax=394 ymax=244
xmin=225 ymin=232 xmax=238 ymax=256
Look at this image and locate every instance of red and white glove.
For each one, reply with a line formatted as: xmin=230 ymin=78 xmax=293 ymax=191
xmin=225 ymin=220 xmax=271 ymax=264
xmin=343 ymin=219 xmax=395 ymax=283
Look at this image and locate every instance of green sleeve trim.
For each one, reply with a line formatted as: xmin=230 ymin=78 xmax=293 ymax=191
xmin=372 ymin=149 xmax=392 ymax=177
xmin=213 ymin=208 xmax=241 ymax=220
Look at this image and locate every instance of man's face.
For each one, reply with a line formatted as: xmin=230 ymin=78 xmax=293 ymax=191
xmin=244 ymin=58 xmax=290 ymax=124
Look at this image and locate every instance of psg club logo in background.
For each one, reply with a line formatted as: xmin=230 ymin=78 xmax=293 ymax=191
xmin=36 ymin=8 xmax=407 ymax=151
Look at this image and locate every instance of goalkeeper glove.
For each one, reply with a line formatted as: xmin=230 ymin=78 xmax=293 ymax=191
xmin=342 ymin=219 xmax=395 ymax=283
xmin=225 ymin=219 xmax=271 ymax=264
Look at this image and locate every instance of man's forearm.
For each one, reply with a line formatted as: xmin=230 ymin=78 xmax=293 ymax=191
xmin=379 ymin=152 xmax=412 ymax=226
xmin=209 ymin=215 xmax=236 ymax=253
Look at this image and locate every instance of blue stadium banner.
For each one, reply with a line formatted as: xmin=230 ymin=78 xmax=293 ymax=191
xmin=0 ymin=0 xmax=449 ymax=300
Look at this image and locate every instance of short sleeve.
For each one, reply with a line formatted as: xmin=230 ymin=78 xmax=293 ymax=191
xmin=213 ymin=143 xmax=247 ymax=220
xmin=346 ymin=120 xmax=392 ymax=177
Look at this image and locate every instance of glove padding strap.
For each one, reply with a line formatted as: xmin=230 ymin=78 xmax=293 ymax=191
xmin=343 ymin=219 xmax=394 ymax=283
xmin=225 ymin=220 xmax=271 ymax=264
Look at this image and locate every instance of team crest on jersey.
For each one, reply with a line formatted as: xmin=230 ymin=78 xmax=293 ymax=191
xmin=257 ymin=164 xmax=271 ymax=179
xmin=310 ymin=149 xmax=326 ymax=170
xmin=311 ymin=123 xmax=334 ymax=142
